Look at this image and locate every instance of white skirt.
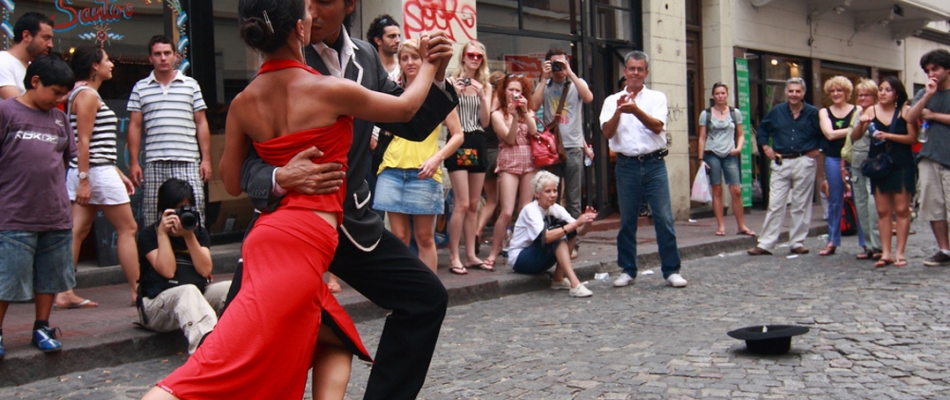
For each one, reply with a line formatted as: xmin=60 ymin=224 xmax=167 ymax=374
xmin=66 ymin=165 xmax=131 ymax=205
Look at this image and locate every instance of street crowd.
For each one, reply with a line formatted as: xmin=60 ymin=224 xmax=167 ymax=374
xmin=0 ymin=0 xmax=948 ymax=399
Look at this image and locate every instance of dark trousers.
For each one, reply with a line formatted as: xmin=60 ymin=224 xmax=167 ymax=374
xmin=225 ymin=221 xmax=447 ymax=400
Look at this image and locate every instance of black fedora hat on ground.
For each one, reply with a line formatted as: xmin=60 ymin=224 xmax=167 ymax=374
xmin=727 ymin=325 xmax=809 ymax=355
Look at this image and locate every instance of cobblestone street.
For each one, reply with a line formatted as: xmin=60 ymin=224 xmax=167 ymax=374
xmin=3 ymin=221 xmax=950 ymax=399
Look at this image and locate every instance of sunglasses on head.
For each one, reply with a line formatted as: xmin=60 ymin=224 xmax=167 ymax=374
xmin=465 ymin=52 xmax=484 ymax=61
xmin=506 ymin=73 xmax=525 ymax=79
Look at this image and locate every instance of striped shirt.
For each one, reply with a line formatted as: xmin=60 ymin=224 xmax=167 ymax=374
xmin=69 ymin=86 xmax=118 ymax=168
xmin=457 ymin=94 xmax=483 ymax=133
xmin=127 ymin=71 xmax=207 ymax=163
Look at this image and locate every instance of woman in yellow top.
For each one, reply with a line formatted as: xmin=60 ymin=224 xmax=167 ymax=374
xmin=373 ymin=39 xmax=464 ymax=273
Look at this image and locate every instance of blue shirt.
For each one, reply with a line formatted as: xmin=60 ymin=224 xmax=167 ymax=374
xmin=756 ymin=102 xmax=822 ymax=154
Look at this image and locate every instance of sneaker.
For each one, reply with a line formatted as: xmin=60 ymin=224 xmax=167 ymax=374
xmin=613 ymin=273 xmax=635 ymax=287
xmin=924 ymin=251 xmax=950 ymax=267
xmin=550 ymin=277 xmax=571 ymax=290
xmin=569 ymin=283 xmax=593 ymax=298
xmin=666 ymin=273 xmax=688 ymax=288
xmin=32 ymin=327 xmax=62 ymax=353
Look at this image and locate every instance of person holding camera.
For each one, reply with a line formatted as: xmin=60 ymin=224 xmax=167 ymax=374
xmin=485 ymin=74 xmax=539 ymax=269
xmin=600 ymin=51 xmax=687 ymax=288
xmin=530 ymin=48 xmax=594 ymax=222
xmin=508 ymin=171 xmax=595 ymax=298
xmin=136 ymin=178 xmax=229 ymax=354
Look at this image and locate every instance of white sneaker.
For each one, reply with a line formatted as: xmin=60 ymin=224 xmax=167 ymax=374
xmin=550 ymin=278 xmax=571 ymax=290
xmin=666 ymin=273 xmax=688 ymax=288
xmin=613 ymin=273 xmax=635 ymax=287
xmin=569 ymin=283 xmax=593 ymax=297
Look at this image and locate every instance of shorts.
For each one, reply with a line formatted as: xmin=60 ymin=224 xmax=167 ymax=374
xmin=373 ymin=168 xmax=445 ymax=215
xmin=484 ymin=147 xmax=500 ymax=180
xmin=917 ymin=158 xmax=950 ymax=221
xmin=703 ymin=153 xmax=740 ymax=186
xmin=444 ymin=131 xmax=488 ymax=173
xmin=510 ymin=238 xmax=561 ymax=274
xmin=67 ymin=165 xmax=131 ymax=205
xmin=0 ymin=230 xmax=75 ymax=301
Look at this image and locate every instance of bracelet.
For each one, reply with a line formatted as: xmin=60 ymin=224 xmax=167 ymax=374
xmin=562 ymin=226 xmax=568 ymax=234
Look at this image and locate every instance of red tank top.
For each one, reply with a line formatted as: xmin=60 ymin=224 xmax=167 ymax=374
xmin=251 ymin=59 xmax=354 ymax=222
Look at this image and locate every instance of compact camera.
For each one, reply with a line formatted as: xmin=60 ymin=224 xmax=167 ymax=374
xmin=551 ymin=61 xmax=564 ymax=72
xmin=462 ymin=78 xmax=471 ymax=86
xmin=176 ymin=205 xmax=201 ymax=230
xmin=513 ymin=94 xmax=522 ymax=102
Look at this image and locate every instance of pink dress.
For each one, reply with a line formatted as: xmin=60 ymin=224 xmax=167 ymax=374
xmin=495 ymin=121 xmax=538 ymax=175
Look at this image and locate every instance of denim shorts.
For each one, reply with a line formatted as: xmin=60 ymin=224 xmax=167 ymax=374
xmin=703 ymin=153 xmax=740 ymax=186
xmin=373 ymin=168 xmax=445 ymax=215
xmin=0 ymin=230 xmax=75 ymax=301
xmin=511 ymin=238 xmax=560 ymax=274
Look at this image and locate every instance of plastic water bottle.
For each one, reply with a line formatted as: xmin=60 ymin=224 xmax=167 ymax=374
xmin=868 ymin=123 xmax=883 ymax=145
xmin=920 ymin=121 xmax=930 ymax=143
xmin=584 ymin=144 xmax=593 ymax=167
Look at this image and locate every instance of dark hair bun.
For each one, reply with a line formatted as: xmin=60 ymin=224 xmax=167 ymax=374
xmin=240 ymin=17 xmax=273 ymax=51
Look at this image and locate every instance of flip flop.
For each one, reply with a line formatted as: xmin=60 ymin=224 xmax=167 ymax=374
xmin=894 ymin=259 xmax=908 ymax=267
xmin=737 ymin=229 xmax=756 ymax=236
xmin=714 ymin=230 xmax=726 ymax=236
xmin=856 ymin=249 xmax=874 ymax=260
xmin=54 ymin=299 xmax=99 ymax=309
xmin=874 ymin=258 xmax=894 ymax=268
xmin=449 ymin=265 xmax=468 ymax=275
xmin=467 ymin=262 xmax=494 ymax=271
xmin=327 ymin=282 xmax=342 ymax=293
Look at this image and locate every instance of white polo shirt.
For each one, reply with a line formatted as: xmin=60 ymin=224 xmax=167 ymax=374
xmin=599 ymin=86 xmax=668 ymax=157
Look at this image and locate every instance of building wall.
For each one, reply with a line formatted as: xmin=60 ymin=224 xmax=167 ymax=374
xmin=732 ymin=0 xmax=903 ymax=71
xmin=904 ymin=33 xmax=948 ymax=91
xmin=642 ymin=0 xmax=691 ymax=220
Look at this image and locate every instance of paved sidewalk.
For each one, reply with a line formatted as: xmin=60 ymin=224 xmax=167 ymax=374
xmin=0 ymin=206 xmax=830 ymax=387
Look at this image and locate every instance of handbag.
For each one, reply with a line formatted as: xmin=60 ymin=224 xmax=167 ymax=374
xmin=531 ymin=129 xmax=561 ymax=168
xmin=840 ymin=105 xmax=863 ymax=163
xmin=859 ymin=106 xmax=900 ymax=179
xmin=543 ymin=80 xmax=573 ymax=163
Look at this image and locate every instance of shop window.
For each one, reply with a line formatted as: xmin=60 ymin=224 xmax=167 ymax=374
xmin=476 ymin=0 xmax=521 ymax=30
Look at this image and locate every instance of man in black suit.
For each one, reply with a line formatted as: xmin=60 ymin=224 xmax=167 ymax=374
xmin=223 ymin=0 xmax=458 ymax=399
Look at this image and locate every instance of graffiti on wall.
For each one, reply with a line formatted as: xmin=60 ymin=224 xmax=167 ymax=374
xmin=402 ymin=0 xmax=476 ymax=42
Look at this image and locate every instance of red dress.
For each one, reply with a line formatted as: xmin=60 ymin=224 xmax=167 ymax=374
xmin=157 ymin=60 xmax=371 ymax=400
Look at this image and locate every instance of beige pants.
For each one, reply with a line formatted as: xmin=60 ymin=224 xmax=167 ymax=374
xmin=757 ymin=156 xmax=817 ymax=250
xmin=140 ymin=281 xmax=231 ymax=354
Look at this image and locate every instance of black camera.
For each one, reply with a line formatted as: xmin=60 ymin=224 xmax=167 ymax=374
xmin=551 ymin=61 xmax=564 ymax=72
xmin=462 ymin=78 xmax=471 ymax=86
xmin=176 ymin=205 xmax=200 ymax=230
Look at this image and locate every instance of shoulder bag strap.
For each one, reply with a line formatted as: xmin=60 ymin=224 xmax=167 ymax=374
xmin=545 ymin=80 xmax=572 ymax=131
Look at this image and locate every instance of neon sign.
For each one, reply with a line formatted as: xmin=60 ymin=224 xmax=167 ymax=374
xmin=52 ymin=0 xmax=134 ymax=33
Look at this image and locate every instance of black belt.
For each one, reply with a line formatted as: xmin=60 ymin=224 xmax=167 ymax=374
xmin=622 ymin=148 xmax=669 ymax=161
xmin=778 ymin=151 xmax=809 ymax=159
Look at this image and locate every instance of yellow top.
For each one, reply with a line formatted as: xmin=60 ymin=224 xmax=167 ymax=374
xmin=378 ymin=126 xmax=443 ymax=182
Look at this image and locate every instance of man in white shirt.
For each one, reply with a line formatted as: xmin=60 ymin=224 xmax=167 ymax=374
xmin=599 ymin=51 xmax=687 ymax=288
xmin=0 ymin=12 xmax=54 ymax=99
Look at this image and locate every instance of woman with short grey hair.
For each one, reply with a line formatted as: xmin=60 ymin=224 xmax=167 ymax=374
xmin=507 ymin=170 xmax=598 ymax=297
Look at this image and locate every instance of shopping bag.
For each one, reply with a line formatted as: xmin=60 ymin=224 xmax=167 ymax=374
xmin=690 ymin=165 xmax=712 ymax=203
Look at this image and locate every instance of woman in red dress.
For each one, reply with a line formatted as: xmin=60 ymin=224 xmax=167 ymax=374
xmin=142 ymin=0 xmax=438 ymax=399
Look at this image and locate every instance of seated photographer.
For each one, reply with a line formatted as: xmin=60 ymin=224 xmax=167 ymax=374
xmin=508 ymin=171 xmax=597 ymax=298
xmin=136 ymin=179 xmax=230 ymax=353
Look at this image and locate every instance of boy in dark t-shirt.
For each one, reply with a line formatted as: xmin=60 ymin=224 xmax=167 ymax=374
xmin=0 ymin=55 xmax=76 ymax=357
xmin=136 ymin=178 xmax=230 ymax=354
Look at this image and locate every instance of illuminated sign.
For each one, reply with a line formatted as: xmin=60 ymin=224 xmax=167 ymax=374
xmin=52 ymin=0 xmax=134 ymax=33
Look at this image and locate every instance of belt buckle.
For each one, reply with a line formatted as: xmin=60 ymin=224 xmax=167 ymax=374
xmin=636 ymin=153 xmax=650 ymax=161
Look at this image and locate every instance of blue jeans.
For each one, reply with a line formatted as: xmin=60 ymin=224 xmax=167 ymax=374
xmin=825 ymin=156 xmax=845 ymax=246
xmin=615 ymin=155 xmax=681 ymax=278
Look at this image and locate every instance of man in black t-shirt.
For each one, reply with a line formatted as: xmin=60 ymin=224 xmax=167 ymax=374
xmin=136 ymin=179 xmax=229 ymax=353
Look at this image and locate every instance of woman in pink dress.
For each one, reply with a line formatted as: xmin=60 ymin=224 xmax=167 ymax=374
xmin=485 ymin=74 xmax=539 ymax=268
xmin=142 ymin=0 xmax=438 ymax=399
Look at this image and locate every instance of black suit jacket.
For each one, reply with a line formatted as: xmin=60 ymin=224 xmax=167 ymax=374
xmin=241 ymin=37 xmax=459 ymax=250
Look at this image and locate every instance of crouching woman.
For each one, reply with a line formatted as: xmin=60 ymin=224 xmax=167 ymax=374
xmin=508 ymin=170 xmax=597 ymax=297
xmin=137 ymin=179 xmax=230 ymax=354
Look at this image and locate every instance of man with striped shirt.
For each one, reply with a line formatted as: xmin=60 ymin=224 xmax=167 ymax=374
xmin=127 ymin=35 xmax=211 ymax=227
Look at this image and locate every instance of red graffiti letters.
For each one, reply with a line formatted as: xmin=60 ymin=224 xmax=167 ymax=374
xmin=403 ymin=0 xmax=476 ymax=42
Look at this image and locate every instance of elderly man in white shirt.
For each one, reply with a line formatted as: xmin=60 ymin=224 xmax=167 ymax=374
xmin=599 ymin=50 xmax=687 ymax=288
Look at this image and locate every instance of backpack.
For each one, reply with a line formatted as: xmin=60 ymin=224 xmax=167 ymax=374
xmin=840 ymin=196 xmax=858 ymax=236
xmin=704 ymin=106 xmax=737 ymax=130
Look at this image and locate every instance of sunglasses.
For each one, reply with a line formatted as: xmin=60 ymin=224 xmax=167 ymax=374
xmin=465 ymin=52 xmax=484 ymax=61
xmin=506 ymin=73 xmax=525 ymax=79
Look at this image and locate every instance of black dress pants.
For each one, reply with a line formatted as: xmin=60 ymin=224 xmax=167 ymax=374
xmin=225 ymin=226 xmax=447 ymax=400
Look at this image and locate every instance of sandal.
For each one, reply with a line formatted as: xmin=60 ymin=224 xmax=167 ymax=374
xmin=856 ymin=248 xmax=874 ymax=260
xmin=893 ymin=259 xmax=908 ymax=267
xmin=874 ymin=258 xmax=894 ymax=268
xmin=327 ymin=282 xmax=342 ymax=293
xmin=54 ymin=299 xmax=99 ymax=309
xmin=714 ymin=230 xmax=726 ymax=236
xmin=819 ymin=244 xmax=836 ymax=256
xmin=466 ymin=261 xmax=493 ymax=271
xmin=736 ymin=229 xmax=756 ymax=237
xmin=449 ymin=265 xmax=468 ymax=275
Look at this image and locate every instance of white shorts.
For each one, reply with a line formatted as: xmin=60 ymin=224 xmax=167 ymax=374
xmin=67 ymin=165 xmax=131 ymax=205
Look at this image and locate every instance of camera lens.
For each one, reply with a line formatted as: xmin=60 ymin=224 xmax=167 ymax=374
xmin=551 ymin=61 xmax=563 ymax=72
xmin=176 ymin=206 xmax=200 ymax=230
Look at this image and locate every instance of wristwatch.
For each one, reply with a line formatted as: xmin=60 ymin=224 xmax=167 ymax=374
xmin=78 ymin=171 xmax=89 ymax=180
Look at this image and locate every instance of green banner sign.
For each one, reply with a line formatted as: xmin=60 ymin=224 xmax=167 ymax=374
xmin=735 ymin=58 xmax=752 ymax=207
